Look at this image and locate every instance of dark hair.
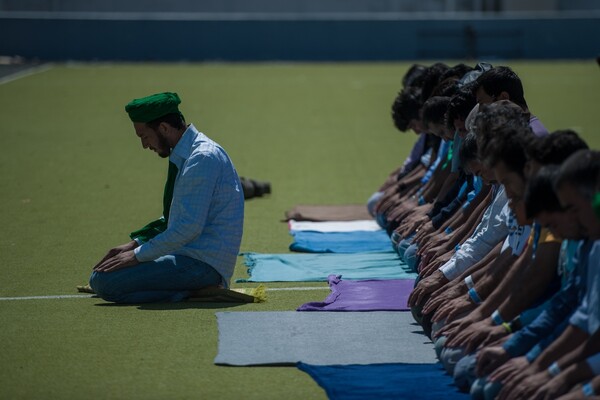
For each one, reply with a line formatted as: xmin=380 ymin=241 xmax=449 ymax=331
xmin=554 ymin=150 xmax=600 ymax=200
xmin=402 ymin=64 xmax=427 ymax=88
xmin=440 ymin=63 xmax=474 ymax=82
xmin=473 ymin=66 xmax=528 ymax=109
xmin=391 ymin=88 xmax=422 ymax=132
xmin=424 ymin=133 xmax=442 ymax=157
xmin=459 ymin=132 xmax=479 ymax=169
xmin=525 ymin=129 xmax=589 ymax=165
xmin=147 ymin=112 xmax=186 ymax=130
xmin=481 ymin=124 xmax=534 ymax=177
xmin=525 ymin=165 xmax=563 ymax=219
xmin=422 ymin=96 xmax=451 ymax=128
xmin=444 ymin=87 xmax=477 ymax=132
xmin=420 ymin=62 xmax=450 ymax=102
xmin=431 ymin=77 xmax=459 ymax=98
xmin=475 ymin=100 xmax=531 ymax=163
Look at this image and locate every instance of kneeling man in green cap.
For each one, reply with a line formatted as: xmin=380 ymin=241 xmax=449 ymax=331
xmin=89 ymin=92 xmax=244 ymax=303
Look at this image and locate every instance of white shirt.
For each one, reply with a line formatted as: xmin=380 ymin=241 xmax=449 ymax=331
xmin=440 ymin=185 xmax=510 ymax=280
xmin=134 ymin=124 xmax=244 ymax=286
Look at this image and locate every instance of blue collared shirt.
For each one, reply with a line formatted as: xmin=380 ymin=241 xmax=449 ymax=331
xmin=502 ymin=239 xmax=589 ymax=358
xmin=134 ymin=124 xmax=244 ymax=286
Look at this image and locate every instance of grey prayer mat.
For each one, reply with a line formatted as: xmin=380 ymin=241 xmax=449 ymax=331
xmin=214 ymin=311 xmax=437 ymax=366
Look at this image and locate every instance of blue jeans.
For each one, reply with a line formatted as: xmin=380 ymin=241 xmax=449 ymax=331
xmin=367 ymin=191 xmax=384 ymax=218
xmin=396 ymin=233 xmax=416 ymax=259
xmin=89 ymin=255 xmax=222 ymax=303
xmin=404 ymin=242 xmax=420 ymax=272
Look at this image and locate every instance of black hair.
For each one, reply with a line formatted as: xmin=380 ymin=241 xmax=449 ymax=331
xmin=431 ymin=77 xmax=459 ymax=98
xmin=440 ymin=63 xmax=474 ymax=82
xmin=424 ymin=133 xmax=442 ymax=157
xmin=402 ymin=64 xmax=427 ymax=88
xmin=422 ymin=96 xmax=451 ymax=128
xmin=473 ymin=66 xmax=528 ymax=109
xmin=444 ymin=87 xmax=477 ymax=132
xmin=554 ymin=150 xmax=600 ymax=200
xmin=481 ymin=123 xmax=534 ymax=177
xmin=475 ymin=100 xmax=531 ymax=164
xmin=147 ymin=112 xmax=186 ymax=131
xmin=525 ymin=165 xmax=563 ymax=219
xmin=391 ymin=88 xmax=422 ymax=132
xmin=419 ymin=62 xmax=450 ymax=102
xmin=525 ymin=129 xmax=589 ymax=165
xmin=459 ymin=131 xmax=479 ymax=169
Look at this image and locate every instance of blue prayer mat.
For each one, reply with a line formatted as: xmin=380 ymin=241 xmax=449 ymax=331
xmin=237 ymin=252 xmax=416 ymax=282
xmin=289 ymin=230 xmax=393 ymax=253
xmin=297 ymin=362 xmax=469 ymax=400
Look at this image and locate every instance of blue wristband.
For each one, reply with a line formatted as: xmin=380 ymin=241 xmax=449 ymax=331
xmin=491 ymin=310 xmax=505 ymax=326
xmin=583 ymin=382 xmax=596 ymax=396
xmin=468 ymin=287 xmax=482 ymax=304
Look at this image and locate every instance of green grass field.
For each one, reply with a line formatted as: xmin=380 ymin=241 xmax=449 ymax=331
xmin=0 ymin=61 xmax=599 ymax=399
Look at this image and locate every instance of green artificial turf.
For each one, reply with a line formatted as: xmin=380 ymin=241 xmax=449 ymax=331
xmin=0 ymin=61 xmax=599 ymax=399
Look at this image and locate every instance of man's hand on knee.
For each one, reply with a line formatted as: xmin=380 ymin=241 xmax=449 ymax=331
xmin=408 ymin=270 xmax=448 ymax=307
xmin=94 ymin=249 xmax=140 ymax=273
xmin=93 ymin=240 xmax=138 ymax=270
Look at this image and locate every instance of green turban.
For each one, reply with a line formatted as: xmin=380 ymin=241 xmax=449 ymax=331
xmin=125 ymin=92 xmax=182 ymax=123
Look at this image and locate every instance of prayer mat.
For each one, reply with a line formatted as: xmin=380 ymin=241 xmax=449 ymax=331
xmin=289 ymin=230 xmax=392 ymax=253
xmin=237 ymin=252 xmax=416 ymax=283
xmin=284 ymin=204 xmax=372 ymax=222
xmin=214 ymin=311 xmax=436 ymax=366
xmin=297 ymin=275 xmax=414 ymax=312
xmin=297 ymin=362 xmax=470 ymax=400
xmin=288 ymin=219 xmax=381 ymax=233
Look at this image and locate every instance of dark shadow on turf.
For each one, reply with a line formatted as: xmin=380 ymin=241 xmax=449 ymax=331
xmin=93 ymin=301 xmax=248 ymax=310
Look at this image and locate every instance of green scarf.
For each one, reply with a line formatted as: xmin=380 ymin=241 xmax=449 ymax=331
xmin=593 ymin=192 xmax=600 ymax=221
xmin=129 ymin=161 xmax=179 ymax=243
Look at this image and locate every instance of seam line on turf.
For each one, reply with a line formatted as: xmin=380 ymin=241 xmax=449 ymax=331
xmin=0 ymin=63 xmax=54 ymax=85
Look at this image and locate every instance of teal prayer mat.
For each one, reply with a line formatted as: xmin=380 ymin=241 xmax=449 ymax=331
xmin=289 ymin=230 xmax=392 ymax=253
xmin=237 ymin=252 xmax=416 ymax=283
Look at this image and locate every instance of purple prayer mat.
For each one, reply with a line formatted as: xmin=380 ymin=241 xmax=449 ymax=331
xmin=297 ymin=275 xmax=415 ymax=312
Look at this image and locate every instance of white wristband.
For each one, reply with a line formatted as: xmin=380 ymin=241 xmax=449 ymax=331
xmin=464 ymin=275 xmax=475 ymax=289
xmin=548 ymin=362 xmax=561 ymax=377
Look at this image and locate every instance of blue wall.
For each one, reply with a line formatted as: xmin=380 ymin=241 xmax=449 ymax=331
xmin=1 ymin=14 xmax=599 ymax=61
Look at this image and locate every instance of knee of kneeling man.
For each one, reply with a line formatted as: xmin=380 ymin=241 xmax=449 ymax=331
xmin=453 ymin=354 xmax=477 ymax=392
xmin=367 ymin=192 xmax=383 ymax=217
xmin=434 ymin=335 xmax=447 ymax=358
xmin=404 ymin=249 xmax=420 ymax=272
xmin=410 ymin=304 xmax=424 ymax=325
xmin=440 ymin=346 xmax=467 ymax=376
xmin=89 ymin=271 xmax=119 ymax=299
xmin=483 ymin=380 xmax=503 ymax=400
xmin=470 ymin=378 xmax=487 ymax=400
